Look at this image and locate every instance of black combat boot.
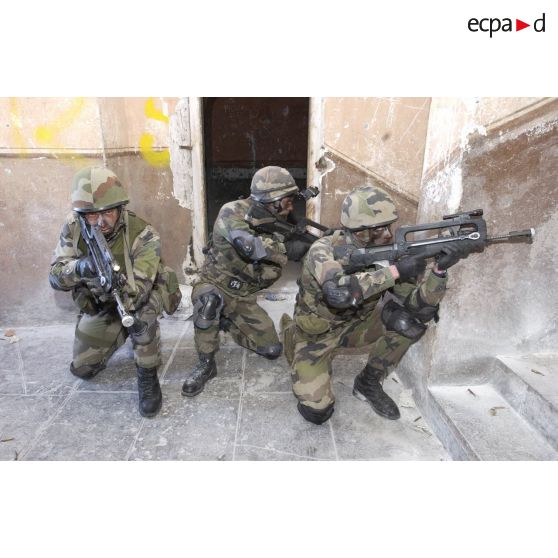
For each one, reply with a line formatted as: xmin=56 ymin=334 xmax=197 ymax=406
xmin=181 ymin=353 xmax=217 ymax=397
xmin=70 ymin=361 xmax=105 ymax=379
xmin=297 ymin=402 xmax=334 ymax=425
xmin=136 ymin=366 xmax=162 ymax=418
xmin=353 ymin=365 xmax=400 ymax=420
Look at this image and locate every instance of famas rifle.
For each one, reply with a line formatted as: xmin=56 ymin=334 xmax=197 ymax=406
xmin=245 ymin=187 xmax=334 ymax=244
xmin=78 ymin=216 xmax=135 ymax=327
xmin=334 ymin=209 xmax=535 ymax=272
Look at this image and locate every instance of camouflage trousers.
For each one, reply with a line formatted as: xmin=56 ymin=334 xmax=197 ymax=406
xmin=72 ymin=290 xmax=163 ymax=371
xmin=282 ymin=303 xmax=414 ymax=411
xmin=192 ymin=281 xmax=280 ymax=355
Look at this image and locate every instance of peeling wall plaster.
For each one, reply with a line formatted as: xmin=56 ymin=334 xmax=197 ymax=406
xmin=169 ymin=98 xmax=193 ymax=210
xmin=398 ymin=98 xmax=558 ymax=395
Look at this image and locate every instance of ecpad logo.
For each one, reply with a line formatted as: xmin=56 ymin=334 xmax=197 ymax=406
xmin=468 ymin=13 xmax=546 ymax=37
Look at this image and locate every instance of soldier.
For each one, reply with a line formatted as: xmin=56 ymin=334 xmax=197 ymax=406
xmin=281 ymin=185 xmax=480 ymax=425
xmin=49 ymin=166 xmax=170 ymax=418
xmin=182 ymin=166 xmax=308 ymax=397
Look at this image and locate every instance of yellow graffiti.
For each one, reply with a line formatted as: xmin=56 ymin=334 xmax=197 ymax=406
xmin=34 ymin=98 xmax=85 ymax=146
xmin=144 ymin=97 xmax=169 ymax=124
xmin=139 ymin=97 xmax=171 ymax=167
xmin=7 ymin=97 xmax=171 ymax=169
xmin=8 ymin=98 xmax=88 ymax=167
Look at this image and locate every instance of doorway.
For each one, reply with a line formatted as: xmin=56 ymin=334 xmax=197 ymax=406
xmin=202 ymin=97 xmax=310 ymax=234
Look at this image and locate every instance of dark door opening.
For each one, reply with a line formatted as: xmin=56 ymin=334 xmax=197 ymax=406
xmin=203 ymin=97 xmax=310 ymax=233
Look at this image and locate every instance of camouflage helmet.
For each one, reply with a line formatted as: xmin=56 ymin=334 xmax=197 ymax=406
xmin=340 ymin=185 xmax=398 ymax=230
xmin=250 ymin=166 xmax=299 ymax=203
xmin=71 ymin=167 xmax=129 ymax=213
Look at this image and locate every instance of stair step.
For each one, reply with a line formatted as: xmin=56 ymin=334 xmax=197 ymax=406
xmin=429 ymin=384 xmax=557 ymax=460
xmin=493 ymin=354 xmax=558 ymax=450
xmin=497 ymin=354 xmax=558 ymax=397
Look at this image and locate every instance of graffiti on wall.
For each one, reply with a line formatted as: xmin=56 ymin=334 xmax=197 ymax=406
xmin=7 ymin=97 xmax=172 ymax=168
xmin=139 ymin=98 xmax=171 ymax=167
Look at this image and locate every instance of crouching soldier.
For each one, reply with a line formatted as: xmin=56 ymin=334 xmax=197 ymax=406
xmin=49 ymin=167 xmax=181 ymax=418
xmin=281 ymin=185 xmax=480 ymax=425
xmin=182 ymin=166 xmax=307 ymax=397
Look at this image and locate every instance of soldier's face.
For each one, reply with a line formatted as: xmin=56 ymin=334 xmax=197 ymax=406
xmin=353 ymin=225 xmax=393 ymax=247
xmin=278 ymin=195 xmax=295 ymax=217
xmin=85 ymin=207 xmax=120 ymax=236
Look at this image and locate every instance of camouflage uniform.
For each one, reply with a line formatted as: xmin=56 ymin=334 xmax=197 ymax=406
xmin=281 ymin=185 xmax=448 ymax=423
xmin=49 ymin=167 xmax=163 ymax=377
xmin=50 ymin=210 xmax=163 ymax=372
xmin=193 ymin=198 xmax=288 ymax=355
xmin=183 ymin=166 xmax=299 ymax=397
xmin=282 ymin=232 xmax=447 ymax=411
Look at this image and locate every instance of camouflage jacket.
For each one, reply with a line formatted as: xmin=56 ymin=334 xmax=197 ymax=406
xmin=201 ymin=199 xmax=288 ymax=297
xmin=295 ymin=230 xmax=448 ymax=326
xmin=49 ymin=210 xmax=161 ymax=314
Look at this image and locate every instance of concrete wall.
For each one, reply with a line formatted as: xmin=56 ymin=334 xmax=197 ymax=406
xmin=316 ymin=97 xmax=431 ymax=227
xmin=418 ymin=97 xmax=546 ymax=220
xmin=399 ymin=98 xmax=558 ymax=390
xmin=0 ymin=97 xmax=191 ymax=326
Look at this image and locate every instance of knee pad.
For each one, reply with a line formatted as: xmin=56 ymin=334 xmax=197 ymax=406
xmin=193 ymin=291 xmax=223 ymax=330
xmin=381 ymin=300 xmax=426 ymax=341
xmin=130 ymin=318 xmax=158 ymax=346
xmin=256 ymin=343 xmax=283 ymax=360
xmin=297 ymin=402 xmax=334 ymax=425
xmin=70 ymin=361 xmax=105 ymax=379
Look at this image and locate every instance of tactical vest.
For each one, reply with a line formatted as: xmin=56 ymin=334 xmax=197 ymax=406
xmin=73 ymin=210 xmax=182 ymax=315
xmin=76 ymin=210 xmax=147 ymax=274
xmin=200 ymin=200 xmax=283 ymax=297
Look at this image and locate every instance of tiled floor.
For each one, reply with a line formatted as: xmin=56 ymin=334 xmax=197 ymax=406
xmin=0 ymin=304 xmax=448 ymax=461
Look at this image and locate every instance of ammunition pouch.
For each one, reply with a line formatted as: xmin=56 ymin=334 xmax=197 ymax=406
xmin=295 ymin=313 xmax=330 ymax=336
xmin=193 ymin=290 xmax=224 ymax=330
xmin=154 ymin=263 xmax=182 ymax=315
xmin=404 ymin=289 xmax=439 ymax=323
xmin=381 ymin=299 xmax=426 ymax=341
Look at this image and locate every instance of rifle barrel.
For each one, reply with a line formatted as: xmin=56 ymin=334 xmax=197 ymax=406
xmin=487 ymin=228 xmax=535 ymax=242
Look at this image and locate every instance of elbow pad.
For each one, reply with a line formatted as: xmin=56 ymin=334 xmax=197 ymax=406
xmin=229 ymin=230 xmax=268 ymax=261
xmin=322 ymin=279 xmax=354 ymax=309
xmin=49 ymin=272 xmax=72 ymax=292
xmin=404 ymin=289 xmax=440 ymax=323
xmin=48 ymin=260 xmax=80 ymax=291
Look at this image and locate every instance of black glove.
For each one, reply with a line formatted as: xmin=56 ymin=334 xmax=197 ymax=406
xmin=83 ymin=277 xmax=108 ymax=301
xmin=286 ymin=239 xmax=311 ymax=261
xmin=436 ymin=239 xmax=479 ymax=270
xmin=396 ymin=256 xmax=427 ymax=282
xmin=76 ymin=256 xmax=96 ymax=278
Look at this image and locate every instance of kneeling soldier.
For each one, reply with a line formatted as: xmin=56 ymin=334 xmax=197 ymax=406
xmin=182 ymin=166 xmax=306 ymax=396
xmin=49 ymin=167 xmax=178 ymax=418
xmin=281 ymin=185 xmax=479 ymax=425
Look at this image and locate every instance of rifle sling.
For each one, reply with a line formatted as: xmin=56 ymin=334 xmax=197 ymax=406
xmin=122 ymin=210 xmax=137 ymax=293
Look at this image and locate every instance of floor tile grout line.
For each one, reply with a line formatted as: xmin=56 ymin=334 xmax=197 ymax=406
xmin=125 ymin=320 xmax=189 ymax=461
xmin=74 ymin=390 xmax=139 ymax=395
xmin=231 ymin=349 xmax=247 ymax=461
xmin=14 ymin=341 xmax=27 ymax=395
xmin=329 ymin=420 xmax=340 ymax=461
xmin=237 ymin=443 xmax=327 ymax=461
xmin=18 ymin=379 xmax=81 ymax=460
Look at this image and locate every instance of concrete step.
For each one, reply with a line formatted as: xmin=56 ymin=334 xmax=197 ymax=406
xmin=492 ymin=353 xmax=558 ymax=450
xmin=429 ymin=383 xmax=557 ymax=460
